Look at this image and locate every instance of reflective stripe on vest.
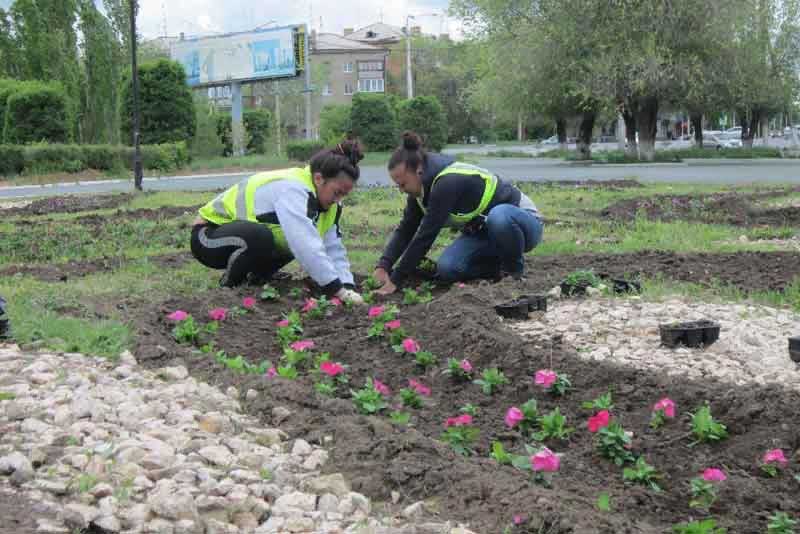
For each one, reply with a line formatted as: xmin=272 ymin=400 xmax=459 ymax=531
xmin=197 ymin=167 xmax=339 ymax=253
xmin=416 ymin=162 xmax=499 ymax=226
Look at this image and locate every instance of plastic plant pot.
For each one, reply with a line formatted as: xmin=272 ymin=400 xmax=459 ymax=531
xmin=519 ymin=294 xmax=548 ymax=313
xmin=494 ymin=299 xmax=530 ymax=320
xmin=659 ymin=320 xmax=721 ymax=348
xmin=560 ymin=280 xmax=592 ymax=296
xmin=789 ymin=337 xmax=800 ymax=363
xmin=612 ymin=278 xmax=642 ymax=294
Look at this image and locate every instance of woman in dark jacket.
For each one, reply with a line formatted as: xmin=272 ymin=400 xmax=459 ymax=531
xmin=374 ymin=131 xmax=543 ymax=295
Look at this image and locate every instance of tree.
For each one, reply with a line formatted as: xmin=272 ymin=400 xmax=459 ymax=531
xmin=397 ymin=96 xmax=448 ymax=151
xmin=121 ymin=59 xmax=196 ymax=145
xmin=350 ymin=93 xmax=397 ymax=151
xmin=3 ymin=81 xmax=68 ymax=143
xmin=319 ymin=104 xmax=352 ymax=145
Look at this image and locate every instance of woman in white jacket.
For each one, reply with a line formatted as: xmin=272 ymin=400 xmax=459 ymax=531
xmin=191 ymin=140 xmax=364 ymax=304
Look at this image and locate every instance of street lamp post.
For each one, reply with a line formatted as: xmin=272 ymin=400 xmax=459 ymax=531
xmin=405 ymin=13 xmax=440 ymax=99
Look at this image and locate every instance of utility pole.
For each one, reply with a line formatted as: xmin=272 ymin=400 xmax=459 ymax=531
xmin=405 ymin=15 xmax=414 ymax=99
xmin=130 ymin=0 xmax=143 ymax=191
xmin=304 ymin=24 xmax=312 ymax=139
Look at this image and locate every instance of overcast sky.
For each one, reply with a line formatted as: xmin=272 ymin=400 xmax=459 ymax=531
xmin=136 ymin=0 xmax=455 ymax=39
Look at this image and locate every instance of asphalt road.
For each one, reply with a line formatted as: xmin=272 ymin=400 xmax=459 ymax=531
xmin=2 ymin=157 xmax=800 ymax=199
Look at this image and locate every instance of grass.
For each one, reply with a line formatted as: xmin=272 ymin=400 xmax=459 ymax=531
xmin=539 ymin=146 xmax=787 ymax=164
xmin=1 ymin=180 xmax=799 ymax=358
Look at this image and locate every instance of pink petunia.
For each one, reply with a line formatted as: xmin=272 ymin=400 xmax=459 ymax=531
xmin=457 ymin=283 xmax=466 ymax=288
xmin=372 ymin=378 xmax=391 ymax=396
xmin=384 ymin=320 xmax=402 ymax=330
xmin=445 ymin=414 xmax=473 ymax=427
xmin=587 ymin=410 xmax=611 ymax=433
xmin=242 ymin=297 xmax=256 ymax=309
xmin=167 ymin=310 xmax=188 ymax=321
xmin=402 ymin=338 xmax=421 ymax=354
xmin=302 ymin=298 xmax=317 ymax=313
xmin=653 ymin=397 xmax=676 ymax=418
xmin=534 ymin=369 xmax=557 ymax=388
xmin=459 ymin=359 xmax=473 ymax=373
xmin=289 ymin=340 xmax=315 ymax=352
xmin=702 ymin=468 xmax=727 ymax=482
xmin=266 ymin=367 xmax=277 ymax=378
xmin=531 ymin=447 xmax=561 ymax=472
xmin=408 ymin=379 xmax=431 ymax=396
xmin=505 ymin=407 xmax=524 ymax=428
xmin=763 ymin=449 xmax=788 ymax=466
xmin=276 ymin=319 xmax=290 ymax=328
xmin=513 ymin=515 xmax=524 ymax=526
xmin=320 ymin=361 xmax=344 ymax=377
xmin=208 ymin=308 xmax=228 ymax=321
xmin=368 ymin=305 xmax=385 ymax=318
xmin=331 ymin=297 xmax=343 ymax=307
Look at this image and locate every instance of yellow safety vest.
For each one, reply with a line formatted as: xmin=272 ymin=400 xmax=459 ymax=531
xmin=197 ymin=167 xmax=339 ymax=254
xmin=416 ymin=162 xmax=498 ymax=226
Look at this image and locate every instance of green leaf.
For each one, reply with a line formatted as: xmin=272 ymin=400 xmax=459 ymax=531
xmin=596 ymin=492 xmax=611 ymax=512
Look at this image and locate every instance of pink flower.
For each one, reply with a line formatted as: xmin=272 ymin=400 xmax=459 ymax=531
xmin=763 ymin=449 xmax=788 ymax=466
xmin=289 ymin=340 xmax=315 ymax=352
xmin=702 ymin=468 xmax=727 ymax=482
xmin=276 ymin=319 xmax=290 ymax=328
xmin=408 ymin=379 xmax=431 ymax=396
xmin=402 ymin=338 xmax=421 ymax=354
xmin=653 ymin=397 xmax=676 ymax=418
xmin=385 ymin=320 xmax=402 ymax=330
xmin=459 ymin=359 xmax=473 ymax=373
xmin=167 ymin=310 xmax=188 ymax=321
xmin=457 ymin=283 xmax=466 ymax=288
xmin=302 ymin=298 xmax=317 ymax=313
xmin=531 ymin=447 xmax=560 ymax=472
xmin=242 ymin=296 xmax=256 ymax=309
xmin=372 ymin=378 xmax=391 ymax=396
xmin=266 ymin=367 xmax=277 ymax=378
xmin=513 ymin=515 xmax=524 ymax=526
xmin=505 ymin=407 xmax=524 ymax=428
xmin=587 ymin=410 xmax=611 ymax=433
xmin=208 ymin=308 xmax=227 ymax=321
xmin=534 ymin=369 xmax=557 ymax=388
xmin=368 ymin=305 xmax=385 ymax=318
xmin=445 ymin=414 xmax=473 ymax=427
xmin=331 ymin=297 xmax=343 ymax=307
xmin=320 ymin=361 xmax=344 ymax=377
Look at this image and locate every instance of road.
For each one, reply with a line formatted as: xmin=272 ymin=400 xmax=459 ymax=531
xmin=2 ymin=157 xmax=800 ymax=199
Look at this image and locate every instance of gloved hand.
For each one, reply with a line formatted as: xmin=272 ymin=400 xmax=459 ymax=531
xmin=335 ymin=287 xmax=365 ymax=305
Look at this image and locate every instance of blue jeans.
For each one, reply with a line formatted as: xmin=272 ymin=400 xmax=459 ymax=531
xmin=436 ymin=204 xmax=543 ymax=282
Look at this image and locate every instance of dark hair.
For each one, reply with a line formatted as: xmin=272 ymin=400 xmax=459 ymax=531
xmin=388 ymin=131 xmax=426 ymax=172
xmin=310 ymin=138 xmax=364 ymax=181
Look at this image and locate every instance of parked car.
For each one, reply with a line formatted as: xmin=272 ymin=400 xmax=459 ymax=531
xmin=699 ymin=132 xmax=740 ymax=149
xmin=725 ymin=126 xmax=742 ymax=136
xmin=717 ymin=132 xmax=743 ymax=147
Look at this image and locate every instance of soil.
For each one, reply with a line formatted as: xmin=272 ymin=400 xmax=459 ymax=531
xmin=533 ymin=179 xmax=644 ymax=190
xmin=0 ymin=484 xmax=56 ymax=534
xmin=0 ymin=193 xmax=135 ymax=216
xmin=132 ymin=271 xmax=800 ymax=533
xmin=601 ymin=188 xmax=800 ymax=226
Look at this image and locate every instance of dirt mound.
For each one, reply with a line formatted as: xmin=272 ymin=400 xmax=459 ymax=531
xmin=134 ymin=277 xmax=800 ymax=532
xmin=0 ymin=193 xmax=135 ymax=216
xmin=0 ymin=252 xmax=192 ymax=282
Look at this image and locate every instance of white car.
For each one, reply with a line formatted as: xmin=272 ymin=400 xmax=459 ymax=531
xmin=541 ymin=135 xmax=559 ymax=145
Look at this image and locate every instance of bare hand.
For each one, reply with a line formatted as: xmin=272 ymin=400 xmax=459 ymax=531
xmin=372 ymin=267 xmax=390 ymax=286
xmin=375 ymin=280 xmax=397 ymax=296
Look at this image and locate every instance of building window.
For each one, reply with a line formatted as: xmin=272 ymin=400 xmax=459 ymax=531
xmin=358 ymin=61 xmax=384 ymax=72
xmin=343 ymin=62 xmax=353 ymax=73
xmin=344 ymin=83 xmax=354 ymax=95
xmin=322 ymin=84 xmax=332 ymax=96
xmin=357 ymin=78 xmax=384 ymax=93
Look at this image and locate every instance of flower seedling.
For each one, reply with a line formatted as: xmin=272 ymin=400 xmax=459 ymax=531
xmin=363 ymin=275 xmax=382 ymax=291
xmin=402 ymin=285 xmax=434 ymax=305
xmin=689 ymin=469 xmax=726 ymax=510
xmin=242 ymin=296 xmax=257 ymax=310
xmin=288 ymin=287 xmax=303 ymax=299
xmin=276 ymin=365 xmax=298 ymax=379
xmin=672 ymin=519 xmax=727 ymax=534
xmin=761 ymin=449 xmax=789 ymax=477
xmin=596 ymin=421 xmax=635 ymax=466
xmin=623 ymin=457 xmax=662 ymax=492
xmin=399 ymin=388 xmax=424 ymax=409
xmin=582 ymin=391 xmax=614 ymax=412
xmin=414 ymin=350 xmax=438 ymax=369
xmin=208 ymin=308 xmax=228 ymax=321
xmin=587 ymin=410 xmax=611 ymax=433
xmin=389 ymin=411 xmax=411 ymax=426
xmin=534 ymin=369 xmax=571 ymax=396
xmin=460 ymin=403 xmax=478 ymax=416
xmin=533 ymin=407 xmax=573 ymax=441
xmin=563 ymin=269 xmax=601 ymax=289
xmin=351 ymin=378 xmax=388 ymax=414
xmin=367 ymin=305 xmax=400 ymax=338
xmin=315 ymin=360 xmax=348 ymax=397
xmin=167 ymin=310 xmax=188 ymax=321
xmin=767 ymin=512 xmax=797 ymax=534
xmin=651 ymin=397 xmax=676 ymax=429
xmin=505 ymin=407 xmax=524 ymax=429
xmin=394 ymin=337 xmax=421 ymax=354
xmin=275 ymin=311 xmax=303 ymax=348
xmin=490 ymin=441 xmax=513 ymax=465
xmin=474 ymin=368 xmax=508 ymax=395
xmin=690 ymin=405 xmax=728 ymax=444
xmin=282 ymin=347 xmax=311 ymax=370
xmin=441 ymin=414 xmax=479 ymax=456
xmin=444 ymin=358 xmax=474 ymax=380
xmin=172 ymin=315 xmax=200 ymax=344
xmin=517 ymin=399 xmax=539 ymax=435
xmin=408 ymin=379 xmax=431 ymax=396
xmin=304 ymin=296 xmax=333 ymax=319
xmin=419 ymin=258 xmax=437 ymax=275
xmin=260 ymin=284 xmax=279 ymax=300
xmin=596 ymin=493 xmax=611 ymax=512
xmin=372 ymin=378 xmax=391 ymax=396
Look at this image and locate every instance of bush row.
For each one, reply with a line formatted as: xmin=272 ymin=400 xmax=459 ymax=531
xmin=0 ymin=79 xmax=69 ymax=144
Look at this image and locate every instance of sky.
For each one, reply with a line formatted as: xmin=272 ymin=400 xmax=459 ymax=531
xmin=135 ymin=0 xmax=456 ymax=39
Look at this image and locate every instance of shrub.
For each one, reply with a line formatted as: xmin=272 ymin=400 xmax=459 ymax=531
xmin=0 ymin=145 xmax=24 ymax=175
xmin=320 ymin=104 xmax=352 ymax=145
xmin=350 ymin=93 xmax=397 ymax=151
xmin=4 ymin=82 xmax=69 ymax=144
xmin=83 ymin=145 xmax=124 ymax=171
xmin=23 ymin=143 xmax=86 ymax=173
xmin=134 ymin=141 xmax=190 ymax=171
xmin=287 ymin=140 xmax=326 ymax=162
xmin=192 ymin=96 xmax=226 ymax=159
xmin=397 ymin=96 xmax=448 ymax=151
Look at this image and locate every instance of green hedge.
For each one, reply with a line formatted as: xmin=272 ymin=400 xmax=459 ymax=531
xmin=0 ymin=142 xmax=190 ymax=177
xmin=2 ymin=81 xmax=68 ymax=144
xmin=350 ymin=93 xmax=397 ymax=151
xmin=286 ymin=140 xmax=326 ymax=162
xmin=397 ymin=96 xmax=448 ymax=152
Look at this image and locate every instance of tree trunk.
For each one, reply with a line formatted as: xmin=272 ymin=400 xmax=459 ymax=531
xmin=761 ymin=116 xmax=769 ymax=147
xmin=690 ymin=113 xmax=703 ymax=148
xmin=743 ymin=110 xmax=760 ymax=148
xmin=517 ymin=111 xmax=524 ymax=142
xmin=634 ymin=96 xmax=658 ymax=161
xmin=575 ymin=110 xmax=596 ymax=160
xmin=556 ymin=118 xmax=567 ymax=151
xmin=622 ymin=109 xmax=638 ymax=158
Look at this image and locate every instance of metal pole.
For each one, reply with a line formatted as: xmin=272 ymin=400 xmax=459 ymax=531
xmin=231 ymin=82 xmax=244 ymax=156
xmin=130 ymin=0 xmax=143 ymax=191
xmin=304 ymin=24 xmax=312 ymax=139
xmin=405 ymin=15 xmax=413 ymax=99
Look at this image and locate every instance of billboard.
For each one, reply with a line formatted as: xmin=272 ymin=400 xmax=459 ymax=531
xmin=170 ymin=26 xmax=303 ymax=87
